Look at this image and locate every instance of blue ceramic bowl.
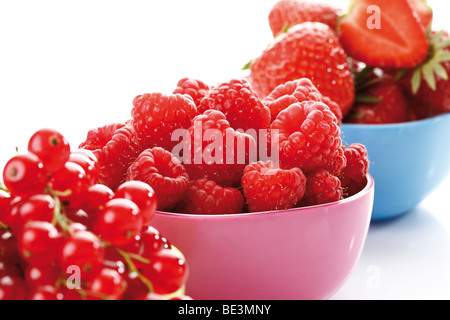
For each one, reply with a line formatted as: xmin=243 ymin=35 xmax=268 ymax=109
xmin=341 ymin=112 xmax=450 ymax=220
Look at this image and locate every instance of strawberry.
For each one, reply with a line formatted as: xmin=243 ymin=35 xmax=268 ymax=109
xmin=268 ymin=0 xmax=342 ymax=37
xmin=345 ymin=71 xmax=411 ymax=124
xmin=398 ymin=30 xmax=450 ymax=119
xmin=338 ymin=0 xmax=428 ymax=69
xmin=247 ymin=22 xmax=355 ymax=118
xmin=408 ymin=0 xmax=433 ymax=29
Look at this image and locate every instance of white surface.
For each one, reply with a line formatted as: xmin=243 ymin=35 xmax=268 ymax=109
xmin=1 ymin=0 xmax=449 ymax=300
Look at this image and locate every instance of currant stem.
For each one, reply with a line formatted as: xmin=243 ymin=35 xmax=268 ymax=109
xmin=0 ymin=221 xmax=9 ymax=231
xmin=0 ymin=182 xmax=9 ymax=194
xmin=114 ymin=246 xmax=154 ymax=293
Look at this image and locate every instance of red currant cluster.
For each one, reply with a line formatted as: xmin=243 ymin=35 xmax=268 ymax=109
xmin=0 ymin=129 xmax=190 ymax=300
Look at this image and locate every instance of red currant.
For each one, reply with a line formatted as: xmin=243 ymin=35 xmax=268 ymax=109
xmin=0 ymin=231 xmax=20 ymax=263
xmin=15 ymin=194 xmax=55 ymax=227
xmin=59 ymin=230 xmax=104 ymax=280
xmin=28 ymin=285 xmax=62 ymax=300
xmin=88 ymin=268 xmax=126 ymax=300
xmin=24 ymin=263 xmax=60 ymax=288
xmin=18 ymin=221 xmax=61 ymax=266
xmin=0 ymin=190 xmax=11 ymax=222
xmin=1 ymin=197 xmax=23 ymax=234
xmin=137 ymin=292 xmax=168 ymax=300
xmin=2 ymin=153 xmax=47 ymax=197
xmin=141 ymin=248 xmax=188 ymax=295
xmin=0 ymin=275 xmax=28 ymax=300
xmin=27 ymin=128 xmax=70 ymax=173
xmin=140 ymin=226 xmax=171 ymax=257
xmin=50 ymin=161 xmax=89 ymax=208
xmin=82 ymin=184 xmax=114 ymax=214
xmin=95 ymin=198 xmax=142 ymax=248
xmin=114 ymin=181 xmax=157 ymax=226
xmin=69 ymin=152 xmax=100 ymax=185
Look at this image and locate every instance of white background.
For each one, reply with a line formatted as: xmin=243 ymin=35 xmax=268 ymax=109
xmin=1 ymin=0 xmax=449 ymax=300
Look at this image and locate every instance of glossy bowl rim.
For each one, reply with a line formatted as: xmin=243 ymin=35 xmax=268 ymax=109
xmin=341 ymin=112 xmax=450 ymax=131
xmin=155 ymin=174 xmax=374 ymax=220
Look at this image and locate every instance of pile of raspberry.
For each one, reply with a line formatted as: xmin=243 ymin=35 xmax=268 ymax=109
xmin=79 ymin=77 xmax=370 ymax=215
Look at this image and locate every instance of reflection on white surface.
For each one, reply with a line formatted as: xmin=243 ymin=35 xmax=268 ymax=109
xmin=332 ymin=175 xmax=450 ymax=300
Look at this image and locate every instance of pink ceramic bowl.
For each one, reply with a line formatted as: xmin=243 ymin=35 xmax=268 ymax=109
xmin=151 ymin=175 xmax=374 ymax=300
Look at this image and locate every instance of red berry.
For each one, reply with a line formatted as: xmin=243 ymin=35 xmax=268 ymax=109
xmin=268 ymin=0 xmax=342 ymax=37
xmin=0 ymin=275 xmax=28 ymax=300
xmin=24 ymin=263 xmax=60 ymax=288
xmin=114 ymin=181 xmax=157 ymax=226
xmin=95 ymin=198 xmax=142 ymax=248
xmin=0 ymin=190 xmax=11 ymax=222
xmin=15 ymin=194 xmax=55 ymax=227
xmin=345 ymin=76 xmax=411 ymax=124
xmin=126 ymin=147 xmax=190 ymax=211
xmin=79 ymin=123 xmax=143 ymax=191
xmin=241 ymin=161 xmax=307 ymax=212
xmin=340 ymin=144 xmax=370 ymax=197
xmin=303 ymin=169 xmax=343 ymax=206
xmin=338 ymin=0 xmax=428 ymax=68
xmin=173 ymin=77 xmax=210 ymax=107
xmin=18 ymin=221 xmax=61 ymax=266
xmin=28 ymin=285 xmax=62 ymax=300
xmin=179 ymin=178 xmax=244 ymax=214
xmin=59 ymin=230 xmax=105 ymax=280
xmin=141 ymin=248 xmax=188 ymax=295
xmin=271 ymin=101 xmax=346 ymax=175
xmin=2 ymin=153 xmax=48 ymax=197
xmin=249 ymin=22 xmax=355 ymax=117
xmin=69 ymin=152 xmax=100 ymax=185
xmin=88 ymin=268 xmax=126 ymax=300
xmin=50 ymin=161 xmax=89 ymax=208
xmin=137 ymin=292 xmax=168 ymax=300
xmin=183 ymin=109 xmax=257 ymax=187
xmin=131 ymin=92 xmax=197 ymax=151
xmin=198 ymin=78 xmax=271 ymax=131
xmin=0 ymin=231 xmax=20 ymax=263
xmin=27 ymin=128 xmax=71 ymax=173
xmin=140 ymin=226 xmax=171 ymax=257
xmin=81 ymin=184 xmax=114 ymax=216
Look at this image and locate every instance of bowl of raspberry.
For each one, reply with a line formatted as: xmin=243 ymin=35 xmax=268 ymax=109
xmin=151 ymin=174 xmax=374 ymax=300
xmin=77 ymin=76 xmax=374 ymax=300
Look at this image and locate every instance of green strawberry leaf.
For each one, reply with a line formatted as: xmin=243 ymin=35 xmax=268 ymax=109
xmin=242 ymin=60 xmax=252 ymax=71
xmin=354 ymin=94 xmax=382 ymax=104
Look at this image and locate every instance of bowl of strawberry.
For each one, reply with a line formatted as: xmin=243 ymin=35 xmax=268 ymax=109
xmin=72 ymin=75 xmax=374 ymax=300
xmin=337 ymin=0 xmax=450 ymax=220
xmin=244 ymin=0 xmax=450 ymax=220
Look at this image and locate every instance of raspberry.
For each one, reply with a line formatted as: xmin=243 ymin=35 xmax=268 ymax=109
xmin=79 ymin=123 xmax=142 ymax=191
xmin=131 ymin=92 xmax=197 ymax=151
xmin=178 ymin=179 xmax=244 ymax=214
xmin=241 ymin=161 xmax=306 ymax=212
xmin=173 ymin=78 xmax=210 ymax=107
xmin=182 ymin=109 xmax=257 ymax=187
xmin=198 ymin=79 xmax=271 ymax=131
xmin=321 ymin=95 xmax=343 ymax=126
xmin=263 ymin=78 xmax=342 ymax=124
xmin=339 ymin=143 xmax=370 ymax=197
xmin=303 ymin=169 xmax=343 ymax=206
xmin=126 ymin=147 xmax=190 ymax=211
xmin=270 ymin=101 xmax=346 ymax=175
